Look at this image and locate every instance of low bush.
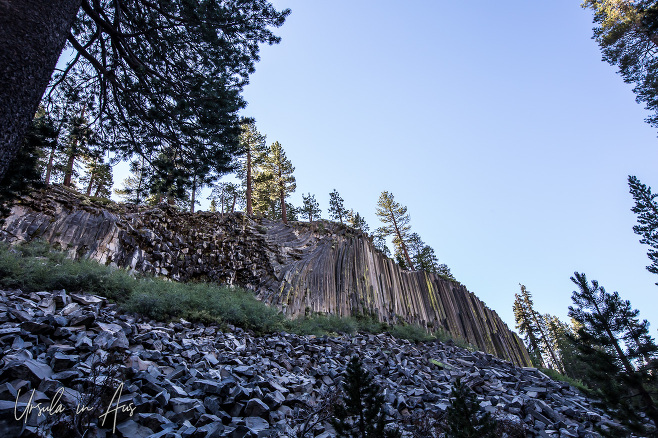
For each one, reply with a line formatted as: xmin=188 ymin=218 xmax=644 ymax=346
xmin=0 ymin=241 xmax=483 ymax=345
xmin=539 ymin=367 xmax=589 ymax=393
xmin=286 ymin=313 xmax=359 ymax=335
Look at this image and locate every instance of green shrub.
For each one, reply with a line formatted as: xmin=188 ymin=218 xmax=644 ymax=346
xmin=286 ymin=313 xmax=359 ymax=336
xmin=539 ymin=367 xmax=589 ymax=393
xmin=0 ymin=241 xmax=283 ymax=334
xmin=0 ymin=241 xmax=136 ymax=301
xmin=388 ymin=324 xmax=434 ymax=342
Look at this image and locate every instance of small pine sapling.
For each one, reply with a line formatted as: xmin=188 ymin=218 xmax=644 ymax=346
xmin=331 ymin=356 xmax=401 ymax=438
xmin=444 ymin=378 xmax=497 ymax=438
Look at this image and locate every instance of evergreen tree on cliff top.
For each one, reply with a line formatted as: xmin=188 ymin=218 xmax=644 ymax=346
xmin=259 ymin=141 xmax=296 ymax=223
xmin=236 ymin=120 xmax=268 ymax=216
xmin=569 ymin=272 xmax=658 ymax=435
xmin=0 ymin=0 xmax=290 ymax=185
xmin=301 ymin=193 xmax=321 ymax=222
xmin=347 ymin=210 xmax=369 ymax=233
xmin=329 ymin=189 xmax=348 ymax=224
xmin=376 ymin=191 xmax=414 ymax=269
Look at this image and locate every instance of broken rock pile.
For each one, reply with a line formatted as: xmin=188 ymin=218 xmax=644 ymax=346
xmin=0 ymin=288 xmax=622 ymax=437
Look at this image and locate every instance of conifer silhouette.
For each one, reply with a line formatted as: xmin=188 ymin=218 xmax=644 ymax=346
xmin=331 ymin=356 xmax=401 ymax=438
xmin=444 ymin=378 xmax=497 ymax=438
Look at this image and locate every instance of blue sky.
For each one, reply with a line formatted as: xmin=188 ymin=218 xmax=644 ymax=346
xmin=106 ymin=1 xmax=658 ymax=334
xmin=230 ymin=0 xmax=658 ymax=333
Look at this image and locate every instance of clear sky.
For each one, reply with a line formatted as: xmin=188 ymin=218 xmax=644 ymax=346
xmin=104 ymin=1 xmax=658 ymax=334
xmin=228 ymin=0 xmax=658 ymax=333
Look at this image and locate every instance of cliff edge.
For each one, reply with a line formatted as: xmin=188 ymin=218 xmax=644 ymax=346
xmin=0 ymin=186 xmax=531 ymax=366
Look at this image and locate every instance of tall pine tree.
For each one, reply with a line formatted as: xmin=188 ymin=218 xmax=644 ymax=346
xmin=375 ymin=191 xmax=414 ymax=269
xmin=513 ymin=285 xmax=563 ymax=371
xmin=569 ymin=272 xmax=658 ymax=434
xmin=259 ymin=141 xmax=296 ymax=223
xmin=329 ymin=189 xmax=349 ymax=224
xmin=236 ymin=121 xmax=268 ymax=216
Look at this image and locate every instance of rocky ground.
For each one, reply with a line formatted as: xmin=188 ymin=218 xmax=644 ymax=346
xmin=0 ymin=288 xmax=630 ymax=437
xmin=1 ymin=186 xmax=530 ymax=366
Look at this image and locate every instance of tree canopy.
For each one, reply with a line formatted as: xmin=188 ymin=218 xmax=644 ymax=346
xmin=0 ymin=0 xmax=290 ymax=194
xmin=375 ymin=191 xmax=414 ymax=268
xmin=628 ymin=175 xmax=658 ymax=283
xmin=583 ymin=0 xmax=658 ymax=130
xmin=569 ymin=272 xmax=658 ymax=433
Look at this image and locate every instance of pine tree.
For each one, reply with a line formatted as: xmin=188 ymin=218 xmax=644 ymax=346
xmin=60 ymin=104 xmax=94 ymax=188
xmin=569 ymin=272 xmax=658 ymax=434
xmin=329 ymin=189 xmax=349 ymax=224
xmin=375 ymin=191 xmax=414 ymax=268
xmin=114 ymin=158 xmax=150 ymax=205
xmin=347 ymin=210 xmax=369 ymax=233
xmin=582 ymin=1 xmax=658 ymax=131
xmin=80 ymin=148 xmax=113 ymax=198
xmin=394 ymin=253 xmax=408 ymax=270
xmin=0 ymin=112 xmax=49 ymax=222
xmin=628 ymin=175 xmax=658 ymax=284
xmin=301 ymin=193 xmax=321 ymax=222
xmin=260 ymin=141 xmax=296 ymax=223
xmin=513 ymin=285 xmax=548 ymax=368
xmin=444 ymin=378 xmax=497 ymax=438
xmin=209 ymin=182 xmax=242 ymax=215
xmin=330 ymin=356 xmax=400 ymax=438
xmin=236 ymin=121 xmax=268 ymax=216
xmin=372 ymin=229 xmax=391 ymax=257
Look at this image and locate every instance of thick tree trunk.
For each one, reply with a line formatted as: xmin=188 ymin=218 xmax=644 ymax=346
xmin=0 ymin=0 xmax=82 ymax=182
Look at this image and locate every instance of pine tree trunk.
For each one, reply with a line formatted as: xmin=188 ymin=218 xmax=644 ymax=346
xmin=389 ymin=205 xmax=413 ymax=269
xmin=44 ymin=144 xmax=56 ymax=184
xmin=85 ymin=170 xmax=95 ymax=195
xmin=278 ymin=166 xmax=287 ymax=224
xmin=246 ymin=147 xmax=252 ymax=215
xmin=280 ymin=187 xmax=287 ymax=224
xmin=62 ymin=140 xmax=77 ymax=187
xmin=190 ymin=174 xmax=197 ymax=213
xmin=531 ymin=311 xmax=560 ymax=371
xmin=0 ymin=0 xmax=82 ymax=182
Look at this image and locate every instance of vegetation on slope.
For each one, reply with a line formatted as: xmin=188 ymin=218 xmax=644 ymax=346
xmin=0 ymin=240 xmax=472 ymax=346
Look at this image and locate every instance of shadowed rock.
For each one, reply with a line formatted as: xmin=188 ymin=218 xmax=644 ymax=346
xmin=1 ymin=186 xmax=530 ymax=366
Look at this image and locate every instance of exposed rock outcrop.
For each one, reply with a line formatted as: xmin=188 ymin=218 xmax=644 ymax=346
xmin=0 ymin=187 xmax=530 ymax=366
xmin=0 ymin=288 xmax=631 ymax=437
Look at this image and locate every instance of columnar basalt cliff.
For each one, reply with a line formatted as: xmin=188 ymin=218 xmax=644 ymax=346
xmin=0 ymin=187 xmax=531 ymax=366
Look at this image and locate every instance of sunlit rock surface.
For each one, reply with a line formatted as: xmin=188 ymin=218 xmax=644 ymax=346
xmin=1 ymin=186 xmax=531 ymax=366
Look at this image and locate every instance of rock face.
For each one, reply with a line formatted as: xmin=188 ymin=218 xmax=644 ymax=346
xmin=0 ymin=288 xmax=630 ymax=437
xmin=0 ymin=187 xmax=530 ymax=366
